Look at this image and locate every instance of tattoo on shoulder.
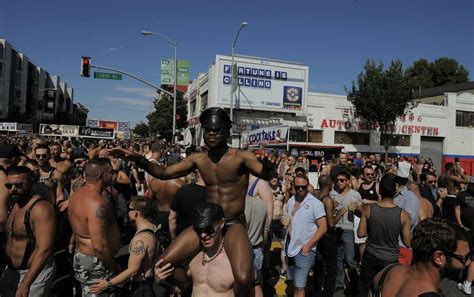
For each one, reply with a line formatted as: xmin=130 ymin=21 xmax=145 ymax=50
xmin=132 ymin=240 xmax=145 ymax=255
xmin=95 ymin=205 xmax=108 ymax=219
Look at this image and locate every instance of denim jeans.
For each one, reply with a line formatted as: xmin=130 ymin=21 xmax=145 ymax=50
xmin=287 ymin=249 xmax=316 ymax=288
xmin=336 ymin=229 xmax=357 ymax=288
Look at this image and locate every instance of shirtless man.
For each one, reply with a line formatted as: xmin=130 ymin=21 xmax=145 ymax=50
xmin=49 ymin=142 xmax=72 ymax=174
xmin=68 ymin=159 xmax=121 ymax=296
xmin=156 ymin=202 xmax=234 ymax=297
xmin=406 ymin=181 xmax=433 ymax=221
xmin=440 ymin=162 xmax=470 ymax=196
xmin=147 ymin=159 xmax=186 ymax=236
xmin=113 ymin=107 xmax=275 ymax=296
xmin=374 ymin=218 xmax=470 ymax=296
xmin=0 ymin=144 xmax=22 ymax=235
xmin=34 ymin=144 xmax=64 ymax=204
xmin=1 ymin=166 xmax=56 ymax=297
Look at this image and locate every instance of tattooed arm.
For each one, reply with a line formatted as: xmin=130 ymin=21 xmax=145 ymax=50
xmin=90 ymin=234 xmax=151 ymax=293
xmin=89 ymin=200 xmax=120 ymax=273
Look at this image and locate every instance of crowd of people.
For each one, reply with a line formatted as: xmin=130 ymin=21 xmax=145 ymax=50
xmin=0 ymin=106 xmax=473 ymax=297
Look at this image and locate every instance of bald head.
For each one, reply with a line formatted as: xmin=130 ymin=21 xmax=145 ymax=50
xmin=318 ymin=175 xmax=333 ymax=190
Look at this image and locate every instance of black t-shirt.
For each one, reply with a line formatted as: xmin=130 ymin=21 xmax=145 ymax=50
xmin=458 ymin=190 xmax=474 ymax=228
xmin=170 ymin=183 xmax=207 ymax=236
xmin=442 ymin=196 xmax=459 ymax=223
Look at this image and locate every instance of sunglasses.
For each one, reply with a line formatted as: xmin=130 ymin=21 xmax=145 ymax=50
xmin=194 ymin=224 xmax=218 ymax=236
xmin=294 ymin=185 xmax=307 ymax=191
xmin=75 ymin=160 xmax=86 ymax=165
xmin=427 ymin=180 xmax=437 ymax=184
xmin=337 ymin=178 xmax=348 ymax=183
xmin=35 ymin=154 xmax=48 ymax=159
xmin=204 ymin=128 xmax=225 ymax=134
xmin=5 ymin=182 xmax=25 ymax=190
xmin=128 ymin=207 xmax=137 ymax=212
xmin=445 ymin=251 xmax=471 ymax=265
xmin=365 ymin=173 xmax=375 ymax=176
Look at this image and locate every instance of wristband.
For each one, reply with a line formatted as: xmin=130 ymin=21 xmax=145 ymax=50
xmin=107 ymin=279 xmax=114 ymax=290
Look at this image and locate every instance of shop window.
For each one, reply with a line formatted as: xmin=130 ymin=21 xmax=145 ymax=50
xmin=308 ymin=130 xmax=323 ymax=143
xmin=190 ymin=102 xmax=196 ymax=117
xmin=335 ymin=131 xmax=370 ymax=145
xmin=456 ymin=110 xmax=474 ymax=128
xmin=289 ymin=129 xmax=305 ymax=142
xmin=380 ymin=134 xmax=411 ymax=147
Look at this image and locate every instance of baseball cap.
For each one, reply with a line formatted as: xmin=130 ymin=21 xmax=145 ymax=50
xmin=396 ymin=161 xmax=411 ymax=178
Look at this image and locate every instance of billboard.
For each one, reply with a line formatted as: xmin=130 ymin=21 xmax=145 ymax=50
xmin=40 ymin=124 xmax=79 ymax=137
xmin=216 ymin=55 xmax=308 ymax=113
xmin=79 ymin=127 xmax=115 ymax=139
xmin=161 ymin=59 xmax=190 ymax=86
xmin=98 ymin=120 xmax=118 ymax=130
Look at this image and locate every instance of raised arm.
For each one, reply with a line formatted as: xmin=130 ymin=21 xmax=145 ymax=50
xmin=111 ymin=148 xmax=196 ymax=180
xmin=241 ymin=150 xmax=276 ymax=181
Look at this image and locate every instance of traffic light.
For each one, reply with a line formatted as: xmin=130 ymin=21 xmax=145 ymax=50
xmin=81 ymin=56 xmax=91 ymax=77
xmin=176 ymin=114 xmax=181 ymax=121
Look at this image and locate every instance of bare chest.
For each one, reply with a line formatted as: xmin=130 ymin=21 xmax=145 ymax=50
xmin=7 ymin=209 xmax=28 ymax=240
xmin=189 ymin=252 xmax=234 ymax=291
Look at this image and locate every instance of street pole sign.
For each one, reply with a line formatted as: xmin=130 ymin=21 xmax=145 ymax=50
xmin=94 ymin=72 xmax=122 ymax=80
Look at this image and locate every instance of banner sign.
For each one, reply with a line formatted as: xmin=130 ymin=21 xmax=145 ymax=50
xmin=99 ymin=120 xmax=118 ymax=130
xmin=79 ymin=127 xmax=115 ymax=139
xmin=243 ymin=126 xmax=289 ymax=147
xmin=40 ymin=124 xmax=79 ymax=137
xmin=87 ymin=119 xmax=99 ymax=128
xmin=161 ymin=59 xmax=190 ymax=86
xmin=289 ymin=146 xmax=343 ymax=160
xmin=0 ymin=123 xmax=17 ymax=131
xmin=17 ymin=124 xmax=31 ymax=132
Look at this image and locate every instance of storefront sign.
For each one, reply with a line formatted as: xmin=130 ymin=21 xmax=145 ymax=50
xmin=40 ymin=124 xmax=79 ymax=137
xmin=243 ymin=126 xmax=288 ymax=146
xmin=320 ymin=119 xmax=440 ymax=136
xmin=79 ymin=127 xmax=115 ymax=139
xmin=289 ymin=146 xmax=342 ymax=159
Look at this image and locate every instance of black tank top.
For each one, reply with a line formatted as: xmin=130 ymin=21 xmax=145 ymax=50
xmin=358 ymin=182 xmax=379 ymax=201
xmin=366 ymin=204 xmax=402 ymax=262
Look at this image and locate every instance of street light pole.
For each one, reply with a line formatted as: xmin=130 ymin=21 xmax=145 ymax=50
xmin=141 ymin=30 xmax=178 ymax=143
xmin=229 ymin=21 xmax=248 ymax=134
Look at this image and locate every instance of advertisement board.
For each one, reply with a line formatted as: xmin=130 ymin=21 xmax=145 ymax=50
xmin=98 ymin=120 xmax=118 ymax=130
xmin=39 ymin=124 xmax=79 ymax=137
xmin=79 ymin=127 xmax=115 ymax=139
xmin=216 ymin=55 xmax=308 ymax=113
xmin=161 ymin=59 xmax=190 ymax=86
xmin=243 ymin=126 xmax=289 ymax=147
xmin=0 ymin=123 xmax=17 ymax=131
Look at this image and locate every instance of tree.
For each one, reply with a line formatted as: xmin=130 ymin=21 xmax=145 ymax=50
xmin=430 ymin=57 xmax=469 ymax=86
xmin=147 ymin=90 xmax=188 ymax=141
xmin=406 ymin=57 xmax=469 ymax=93
xmin=133 ymin=121 xmax=150 ymax=138
xmin=347 ymin=59 xmax=414 ymax=159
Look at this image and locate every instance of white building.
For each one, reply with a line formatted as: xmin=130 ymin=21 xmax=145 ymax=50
xmin=185 ymin=55 xmax=474 ymax=175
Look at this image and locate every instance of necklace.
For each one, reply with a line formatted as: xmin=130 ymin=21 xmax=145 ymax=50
xmin=201 ymin=239 xmax=224 ymax=266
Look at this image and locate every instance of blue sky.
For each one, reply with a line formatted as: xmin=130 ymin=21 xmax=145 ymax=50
xmin=2 ymin=0 xmax=473 ymax=127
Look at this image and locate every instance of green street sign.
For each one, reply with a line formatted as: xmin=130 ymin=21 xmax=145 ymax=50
xmin=94 ymin=72 xmax=122 ymax=80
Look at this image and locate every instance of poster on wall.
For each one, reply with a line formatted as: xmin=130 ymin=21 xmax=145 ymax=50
xmin=282 ymin=86 xmax=303 ymax=110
